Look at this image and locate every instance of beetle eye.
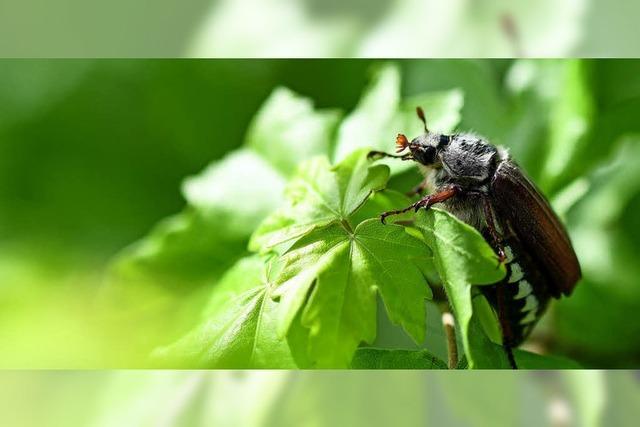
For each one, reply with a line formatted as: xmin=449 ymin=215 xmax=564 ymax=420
xmin=414 ymin=146 xmax=436 ymax=165
xmin=423 ymin=146 xmax=436 ymax=163
xmin=439 ymin=134 xmax=450 ymax=146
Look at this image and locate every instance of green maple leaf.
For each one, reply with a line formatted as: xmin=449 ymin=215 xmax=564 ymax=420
xmin=252 ymin=149 xmax=432 ymax=367
xmin=152 ymin=255 xmax=298 ymax=368
xmin=249 ymin=147 xmax=390 ymax=252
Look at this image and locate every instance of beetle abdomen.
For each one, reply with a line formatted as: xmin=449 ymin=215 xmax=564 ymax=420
xmin=480 ymin=235 xmax=552 ymax=345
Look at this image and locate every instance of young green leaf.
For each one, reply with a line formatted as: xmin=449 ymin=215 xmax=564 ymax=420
xmin=416 ymin=208 xmax=507 ymax=369
xmin=349 ymin=187 xmax=418 ymax=228
xmin=246 ymin=87 xmax=342 ymax=176
xmin=252 ymin=150 xmax=432 ymax=367
xmin=274 ymin=219 xmax=432 ymax=368
xmin=350 ymin=348 xmax=448 ymax=369
xmin=249 ymin=149 xmax=389 ymax=252
xmin=151 ymin=256 xmax=297 ymax=368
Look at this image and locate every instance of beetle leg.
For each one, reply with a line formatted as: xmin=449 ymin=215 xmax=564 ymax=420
xmin=414 ymin=186 xmax=459 ymax=211
xmin=367 ymin=151 xmax=413 ymax=161
xmin=380 ymin=186 xmax=459 ymax=224
xmin=482 ymin=196 xmax=506 ymax=265
xmin=380 ymin=204 xmax=420 ymax=224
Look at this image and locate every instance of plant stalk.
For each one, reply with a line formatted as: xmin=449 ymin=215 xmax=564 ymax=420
xmin=439 ymin=303 xmax=458 ymax=369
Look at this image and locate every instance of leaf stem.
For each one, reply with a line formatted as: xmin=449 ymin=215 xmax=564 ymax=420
xmin=439 ymin=303 xmax=458 ymax=369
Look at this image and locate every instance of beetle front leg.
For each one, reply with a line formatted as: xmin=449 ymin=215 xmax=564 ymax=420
xmin=367 ymin=151 xmax=413 ymax=161
xmin=380 ymin=204 xmax=419 ymax=224
xmin=482 ymin=196 xmax=507 ymax=265
xmin=413 ymin=186 xmax=460 ymax=211
xmin=380 ymin=186 xmax=459 ymax=224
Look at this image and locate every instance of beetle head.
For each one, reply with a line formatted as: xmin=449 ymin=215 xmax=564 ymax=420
xmin=396 ymin=107 xmax=451 ymax=166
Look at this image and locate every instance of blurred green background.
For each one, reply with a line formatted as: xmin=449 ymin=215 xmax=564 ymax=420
xmin=1 ymin=0 xmax=640 ymax=57
xmin=1 ymin=59 xmax=640 ymax=368
xmin=0 ymin=371 xmax=638 ymax=427
xmin=0 ymin=60 xmax=375 ymax=366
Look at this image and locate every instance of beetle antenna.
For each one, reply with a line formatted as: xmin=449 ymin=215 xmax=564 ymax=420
xmin=416 ymin=106 xmax=428 ymax=133
xmin=395 ymin=134 xmax=409 ymax=153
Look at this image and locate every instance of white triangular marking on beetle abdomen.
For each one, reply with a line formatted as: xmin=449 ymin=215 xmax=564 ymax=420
xmin=521 ymin=295 xmax=538 ymax=313
xmin=504 ymin=246 xmax=515 ymax=263
xmin=514 ymin=280 xmax=532 ymax=299
xmin=508 ymin=263 xmax=524 ymax=283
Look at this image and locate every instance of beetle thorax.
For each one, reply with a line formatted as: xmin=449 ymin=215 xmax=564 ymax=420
xmin=419 ymin=134 xmax=508 ymax=230
xmin=436 ymin=133 xmax=499 ymax=189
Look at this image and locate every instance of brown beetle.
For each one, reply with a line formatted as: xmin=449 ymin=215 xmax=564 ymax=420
xmin=368 ymin=108 xmax=581 ymax=368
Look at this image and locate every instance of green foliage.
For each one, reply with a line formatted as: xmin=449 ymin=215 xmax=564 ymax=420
xmin=162 ymin=150 xmax=433 ymax=368
xmin=4 ymin=59 xmax=640 ymax=369
xmin=350 ymin=348 xmax=448 ymax=369
xmin=246 ymin=87 xmax=343 ymax=176
xmin=110 ymin=60 xmax=635 ymax=369
xmin=153 ymin=255 xmax=297 ymax=368
xmin=101 ymin=86 xmax=342 ymax=355
xmin=142 ymin=62 xmax=602 ymax=369
xmin=250 ymin=151 xmax=389 ymax=252
xmin=109 ymin=86 xmax=340 ymax=291
xmin=271 ymin=216 xmax=431 ymax=368
xmin=133 ymin=65 xmax=475 ymax=368
xmin=416 ymin=209 xmax=508 ymax=368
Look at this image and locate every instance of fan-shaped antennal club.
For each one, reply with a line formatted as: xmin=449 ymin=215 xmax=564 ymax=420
xmin=396 ymin=133 xmax=409 ymax=153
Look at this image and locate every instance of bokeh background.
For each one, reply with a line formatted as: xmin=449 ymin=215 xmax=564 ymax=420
xmin=1 ymin=59 xmax=639 ymax=369
xmin=1 ymin=0 xmax=639 ymax=57
xmin=0 ymin=60 xmax=376 ymax=366
xmin=0 ymin=371 xmax=637 ymax=427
